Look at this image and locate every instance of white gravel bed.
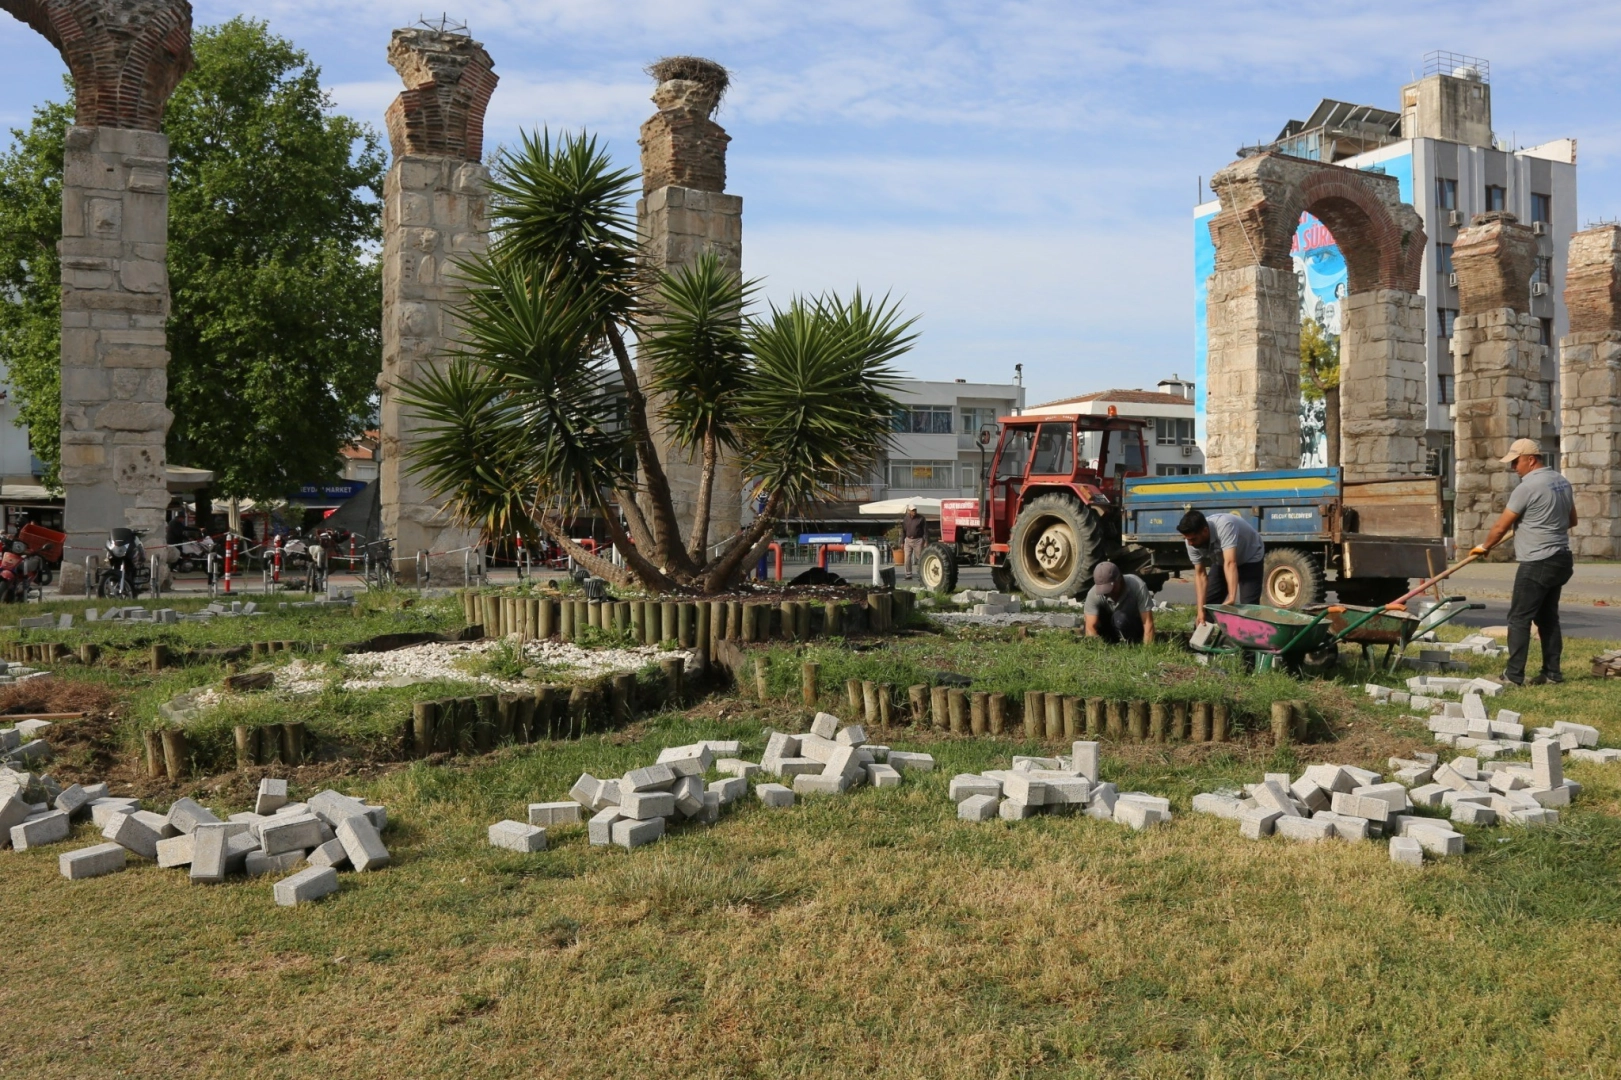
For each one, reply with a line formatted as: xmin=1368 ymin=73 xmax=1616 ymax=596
xmin=273 ymin=639 xmax=692 ymax=695
xmin=929 ymin=612 xmax=1080 ymax=628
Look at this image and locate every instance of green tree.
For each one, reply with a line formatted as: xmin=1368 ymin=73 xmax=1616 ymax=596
xmin=0 ymin=19 xmax=384 ymax=501
xmin=0 ymin=91 xmax=72 ymax=487
xmin=1300 ymin=316 xmax=1340 ymax=467
xmin=401 ymin=129 xmax=912 ymax=593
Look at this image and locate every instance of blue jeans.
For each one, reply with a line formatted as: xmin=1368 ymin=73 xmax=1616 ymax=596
xmin=1505 ymin=550 xmax=1574 ymax=683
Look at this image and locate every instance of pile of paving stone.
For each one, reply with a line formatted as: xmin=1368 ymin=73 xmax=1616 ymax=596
xmin=1 ymin=718 xmax=55 ymax=768
xmin=3 ymin=768 xmax=388 ymax=906
xmin=1194 ymin=743 xmax=1581 ymax=865
xmin=1368 ymin=679 xmax=1621 ymax=765
xmin=1591 ymin=648 xmax=1621 ymax=679
xmin=0 ymin=660 xmax=48 ymax=687
xmin=947 ymin=741 xmax=1171 ymax=830
xmin=761 ymin=712 xmax=934 ymax=794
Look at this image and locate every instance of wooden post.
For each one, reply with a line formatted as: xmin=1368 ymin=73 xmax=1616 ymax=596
xmin=862 ymin=680 xmax=880 ymax=724
xmin=534 ymin=688 xmax=555 ymax=740
xmin=795 ymin=602 xmax=811 ymax=641
xmin=948 ymin=688 xmax=968 ymax=734
xmin=989 ymin=692 xmax=1007 ymax=735
xmin=866 ymin=593 xmax=884 ymax=633
xmin=1292 ymin=700 xmax=1310 ymax=742
xmin=802 ymin=662 xmax=820 ymax=707
xmin=1192 ymin=701 xmax=1212 ymax=742
xmin=611 ymin=675 xmax=635 ymax=724
xmin=78 ymin=643 xmax=99 ymax=665
xmin=1171 ymin=701 xmax=1190 ymax=741
xmin=755 ymin=657 xmax=771 ymax=703
xmin=282 ymin=721 xmax=306 ymax=763
xmin=662 ymin=657 xmax=685 ymax=705
xmin=678 ymin=603 xmax=694 ymax=647
xmin=150 ymin=644 xmax=169 ymax=672
xmin=529 ymin=598 xmax=543 ymax=639
xmin=970 ymin=691 xmax=989 ymax=735
xmin=1106 ymin=700 xmax=1125 ymax=740
xmin=1024 ymin=691 xmax=1045 ymax=739
xmin=930 ymin=686 xmax=949 ymax=729
xmin=847 ymin=679 xmax=863 ymax=713
xmin=824 ymin=601 xmax=841 ymax=636
xmin=1044 ymin=694 xmax=1063 ymax=740
xmin=517 ymin=694 xmax=538 ymax=742
xmin=558 ymin=597 xmax=574 ymax=641
xmin=630 ymin=599 xmax=645 ymax=642
xmin=710 ymin=600 xmax=727 ymax=645
xmin=160 ymin=728 xmax=188 ymax=780
xmin=568 ymin=685 xmax=588 ymax=737
xmin=1128 ymin=701 xmax=1149 ymax=741
xmin=538 ymin=597 xmax=554 ymax=639
xmin=908 ymin=684 xmax=928 ymax=723
xmin=472 ymin=695 xmax=497 ymax=752
xmin=660 ymin=601 xmax=677 ymax=643
xmin=1149 ymin=703 xmax=1169 ymax=743
xmin=727 ymin=601 xmax=743 ymax=642
xmin=877 ymin=684 xmax=893 ymax=728
xmin=144 ymin=730 xmax=164 ymax=777
xmin=694 ymin=602 xmax=711 ymax=674
xmin=1212 ymin=703 xmax=1230 ymax=742
xmin=612 ymin=601 xmax=628 ymax=635
xmin=584 ymin=600 xmax=600 ymax=631
xmin=1085 ymin=697 xmax=1105 ymax=737
xmin=1270 ymin=701 xmax=1294 ymax=747
xmin=234 ymin=725 xmax=255 ymax=770
xmin=413 ymin=701 xmax=437 ymax=758
xmin=741 ymin=602 xmax=757 ymax=641
xmin=1061 ymin=696 xmax=1079 ymax=739
xmin=780 ymin=600 xmax=797 ymax=641
xmin=497 ymin=694 xmax=517 ymax=742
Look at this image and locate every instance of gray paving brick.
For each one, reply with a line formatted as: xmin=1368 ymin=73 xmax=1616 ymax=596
xmin=623 ymin=763 xmax=677 ymax=792
xmin=1389 ymin=836 xmax=1424 ymax=867
xmin=306 ymin=837 xmax=349 ymax=868
xmin=259 ymin=814 xmax=326 ymax=856
xmin=336 ymin=814 xmax=390 ymax=872
xmin=708 ymin=777 xmax=748 ymax=804
xmin=810 ymin=712 xmax=839 ymax=739
xmin=612 ymin=816 xmax=664 ymax=849
xmin=11 ymin=808 xmax=69 ymax=850
xmin=527 ymin=802 xmax=581 ymax=826
xmin=255 ymin=779 xmax=289 ymax=815
xmin=958 ymin=793 xmax=999 ymax=821
xmin=618 ymin=791 xmax=675 ymax=820
xmin=274 ymin=865 xmax=339 ymax=906
xmin=489 ymin=820 xmax=547 ymax=852
xmin=59 ymin=842 xmax=127 ymax=879
xmin=587 ymin=808 xmax=623 ymax=846
xmin=245 ymin=849 xmax=306 ymax=876
xmin=756 ymin=783 xmax=794 ymax=808
xmin=156 ymin=833 xmax=195 ymax=868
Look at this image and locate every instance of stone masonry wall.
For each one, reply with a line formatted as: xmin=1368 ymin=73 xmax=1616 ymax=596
xmin=58 ymin=125 xmax=175 ymax=590
xmin=1339 ymin=289 xmax=1428 ymax=480
xmin=1451 ymin=311 xmax=1546 ymax=553
xmin=1560 ymin=224 xmax=1621 ymax=558
xmin=1204 ymin=265 xmax=1300 ymax=472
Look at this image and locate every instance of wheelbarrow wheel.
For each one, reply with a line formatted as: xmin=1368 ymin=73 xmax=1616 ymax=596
xmin=1300 ymin=644 xmax=1339 ymax=677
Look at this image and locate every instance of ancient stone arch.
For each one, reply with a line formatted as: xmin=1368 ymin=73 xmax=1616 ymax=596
xmin=0 ymin=0 xmax=192 ymax=591
xmin=1555 ymin=225 xmax=1621 ymax=557
xmin=376 ymin=27 xmax=497 ymax=580
xmin=1204 ymin=153 xmax=1427 ymax=478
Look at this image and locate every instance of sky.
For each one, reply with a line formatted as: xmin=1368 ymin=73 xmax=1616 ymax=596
xmin=4 ymin=1 xmax=1621 ymax=407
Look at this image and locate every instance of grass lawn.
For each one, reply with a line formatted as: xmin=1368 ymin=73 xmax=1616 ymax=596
xmin=4 ymin=599 xmax=1621 ymax=1078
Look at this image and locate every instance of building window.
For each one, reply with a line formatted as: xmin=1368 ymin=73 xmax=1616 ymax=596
xmin=1540 ymin=317 xmax=1554 ymax=346
xmin=1154 ymin=417 xmax=1195 ymax=446
xmin=1531 ymin=192 xmax=1551 ymax=224
xmin=1438 ymin=308 xmax=1458 ymax=338
xmin=1538 ymin=381 xmax=1554 ymax=409
xmin=1485 ymin=185 xmax=1506 ymax=212
xmin=888 ymin=460 xmax=955 ymax=490
xmin=1437 ymin=243 xmax=1454 ymax=276
xmin=1436 ymin=178 xmax=1458 ymax=211
xmin=1532 ymin=255 xmax=1553 ymax=289
xmin=959 ymin=406 xmax=999 ymax=441
xmin=1155 ymin=464 xmax=1203 ymax=476
xmin=1436 ymin=374 xmax=1455 ymax=405
xmin=893 ymin=406 xmax=952 ymax=434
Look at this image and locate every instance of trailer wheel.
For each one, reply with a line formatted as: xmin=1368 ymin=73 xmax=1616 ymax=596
xmin=1262 ymin=547 xmax=1325 ymax=611
xmin=918 ymin=543 xmax=958 ymax=593
xmin=1010 ymin=494 xmax=1102 ymax=600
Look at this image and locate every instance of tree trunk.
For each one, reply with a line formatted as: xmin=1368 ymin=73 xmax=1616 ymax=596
xmin=604 ymin=323 xmax=694 ymax=576
xmin=702 ymin=492 xmax=782 ymax=593
xmin=687 ymin=429 xmax=718 ymax=564
xmin=1324 ymin=384 xmax=1341 ymax=468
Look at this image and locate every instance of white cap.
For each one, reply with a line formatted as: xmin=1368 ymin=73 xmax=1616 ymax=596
xmin=1499 ymin=438 xmax=1542 ymax=463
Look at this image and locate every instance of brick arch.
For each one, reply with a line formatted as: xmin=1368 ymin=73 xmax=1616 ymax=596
xmin=0 ymin=0 xmax=193 ymax=130
xmin=384 ymin=28 xmax=498 ymax=163
xmin=1290 ymin=171 xmax=1425 ymax=295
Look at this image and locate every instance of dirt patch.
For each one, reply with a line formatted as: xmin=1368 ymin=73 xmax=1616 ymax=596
xmin=0 ymin=679 xmax=117 ymax=716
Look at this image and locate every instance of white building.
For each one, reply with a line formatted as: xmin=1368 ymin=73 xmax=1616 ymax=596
xmin=1022 ymin=375 xmax=1204 ymax=476
xmin=881 ymin=378 xmax=1026 ymax=503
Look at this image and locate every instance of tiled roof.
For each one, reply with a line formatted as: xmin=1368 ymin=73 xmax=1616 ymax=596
xmin=1032 ymin=389 xmax=1193 ymax=408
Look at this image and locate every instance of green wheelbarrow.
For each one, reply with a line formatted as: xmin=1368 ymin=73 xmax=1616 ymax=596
xmin=1192 ymin=604 xmax=1338 ymax=673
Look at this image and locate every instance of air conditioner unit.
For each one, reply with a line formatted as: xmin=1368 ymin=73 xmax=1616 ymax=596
xmin=1531 ymin=282 xmax=1550 ymax=297
xmin=1447 ymin=210 xmax=1464 ymax=227
xmin=1537 ymin=408 xmax=1553 ymax=424
xmin=1181 ymin=444 xmax=1194 ymax=457
xmin=1532 ymin=221 xmax=1550 ymax=236
xmin=1447 ymin=272 xmax=1458 ymax=288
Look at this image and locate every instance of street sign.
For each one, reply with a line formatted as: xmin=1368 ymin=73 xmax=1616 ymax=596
xmin=799 ymin=532 xmax=853 ymax=545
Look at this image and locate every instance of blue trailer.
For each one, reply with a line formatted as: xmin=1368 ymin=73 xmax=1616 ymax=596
xmin=1121 ymin=468 xmax=1447 ymax=610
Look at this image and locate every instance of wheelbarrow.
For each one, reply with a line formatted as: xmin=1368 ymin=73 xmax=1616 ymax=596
xmin=1192 ymin=604 xmax=1338 ymax=672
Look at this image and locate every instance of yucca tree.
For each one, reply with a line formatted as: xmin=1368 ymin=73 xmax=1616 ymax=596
xmin=399 ymin=129 xmax=913 ymax=593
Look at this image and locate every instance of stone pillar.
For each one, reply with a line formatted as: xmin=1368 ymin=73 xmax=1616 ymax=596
xmin=377 ymin=27 xmax=496 ymax=581
xmin=1338 ymin=289 xmax=1428 ymax=480
xmin=1558 ymin=225 xmax=1621 ymax=559
xmin=1203 ymin=266 xmax=1300 ymax=472
xmin=0 ymin=1 xmax=193 ymax=592
xmin=637 ymin=60 xmax=743 ymax=548
xmin=1450 ymin=212 xmax=1543 ymax=553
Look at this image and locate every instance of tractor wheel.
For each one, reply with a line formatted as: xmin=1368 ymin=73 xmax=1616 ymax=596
xmin=1262 ymin=547 xmax=1325 ymax=611
xmin=918 ymin=543 xmax=958 ymax=593
xmin=990 ymin=562 xmax=1017 ymax=594
xmin=1335 ymin=577 xmax=1409 ymax=606
xmin=1009 ymin=494 xmax=1103 ymax=600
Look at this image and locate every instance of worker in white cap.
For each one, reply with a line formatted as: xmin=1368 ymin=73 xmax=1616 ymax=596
xmin=1471 ymin=437 xmax=1577 ymax=685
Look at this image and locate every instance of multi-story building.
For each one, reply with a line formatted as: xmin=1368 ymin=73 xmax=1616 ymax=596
xmin=1022 ymin=375 xmax=1204 ymax=476
xmin=1193 ymin=52 xmax=1577 ymax=521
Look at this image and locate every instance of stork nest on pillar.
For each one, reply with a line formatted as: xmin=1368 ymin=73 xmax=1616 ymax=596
xmin=646 ymin=56 xmax=730 ymax=112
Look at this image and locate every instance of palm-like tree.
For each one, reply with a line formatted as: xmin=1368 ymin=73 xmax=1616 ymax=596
xmin=399 ymin=129 xmax=913 ymax=593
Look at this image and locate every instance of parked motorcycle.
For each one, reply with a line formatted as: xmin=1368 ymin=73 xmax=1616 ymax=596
xmin=0 ymin=539 xmax=45 ymax=603
xmin=172 ymin=533 xmax=215 ymax=574
xmin=98 ymin=527 xmax=151 ymax=598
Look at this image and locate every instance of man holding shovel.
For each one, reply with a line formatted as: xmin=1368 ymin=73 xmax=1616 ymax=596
xmin=1472 ymin=438 xmax=1576 ymax=686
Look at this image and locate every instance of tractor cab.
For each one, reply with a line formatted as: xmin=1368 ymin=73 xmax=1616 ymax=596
xmin=987 ymin=413 xmax=1148 ymax=532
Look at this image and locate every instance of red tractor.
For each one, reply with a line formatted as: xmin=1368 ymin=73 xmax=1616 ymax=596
xmin=917 ymin=412 xmax=1164 ymax=598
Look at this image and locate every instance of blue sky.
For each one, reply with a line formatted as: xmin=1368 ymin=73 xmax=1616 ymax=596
xmin=4 ymin=1 xmax=1620 ymax=407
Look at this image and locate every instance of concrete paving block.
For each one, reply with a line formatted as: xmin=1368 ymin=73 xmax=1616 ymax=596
xmin=336 ymin=815 xmax=390 ymax=872
xmin=1442 ymin=702 xmax=1465 ymax=718
xmin=656 ymin=745 xmax=713 ymax=776
xmin=87 ymin=798 xmax=141 ymax=830
xmin=612 ymin=816 xmax=664 ymax=850
xmin=156 ymin=833 xmax=195 ymax=868
xmin=715 ymin=758 xmax=762 ymax=779
xmin=1531 ymin=739 xmax=1563 ymax=790
xmin=274 ymin=865 xmax=340 ymax=906
xmin=80 ymin=782 xmax=109 ymax=802
xmin=1552 ymin=721 xmax=1600 ymax=748
xmin=1510 ymin=807 xmax=1558 ymax=826
xmin=309 ymin=790 xmax=369 ymax=828
xmin=950 ymin=774 xmax=1003 ymax=803
xmin=1352 ymin=783 xmax=1410 ymax=813
xmin=1192 ymin=793 xmax=1246 ymax=820
xmin=1113 ymin=800 xmax=1163 ymax=831
xmin=11 ymin=808 xmax=70 ymax=850
xmin=1365 ymin=683 xmax=1391 ymax=701
xmin=103 ymin=810 xmax=166 ymax=859
xmin=794 ymin=773 xmax=849 ymax=795
xmin=273 ymin=802 xmax=311 ymax=818
xmin=1085 ymin=782 xmax=1118 ymax=820
xmin=1251 ymin=779 xmax=1301 ymax=817
xmin=699 ymin=740 xmax=741 ymax=756
xmin=569 ymin=773 xmax=605 ymax=810
xmin=1239 ymin=807 xmax=1282 ymax=839
xmin=1462 ymin=693 xmax=1488 ymax=720
xmin=670 ymin=775 xmax=705 ymax=818
xmin=260 ymin=814 xmax=327 ymax=856
xmin=1394 ymin=766 xmax=1436 ymax=787
xmin=618 ymin=791 xmax=676 ymax=820
xmin=1071 ymin=741 xmax=1100 ymax=783
xmin=528 ymin=802 xmax=582 ymax=827
xmin=1341 ymin=766 xmax=1381 ymax=787
xmin=1389 ymin=836 xmax=1424 ymax=867
xmin=59 ymin=841 xmax=127 ymax=879
xmin=1289 ymin=778 xmax=1329 ymax=813
xmin=866 ymin=763 xmax=903 ymax=789
xmin=245 ymin=849 xmax=306 ymax=876
xmin=772 ymin=757 xmax=822 ymax=777
xmin=1275 ymin=816 xmax=1335 ymax=842
xmin=810 ymin=712 xmax=840 ymax=740
xmin=825 ymin=745 xmax=865 ymax=783
xmin=1314 ymin=811 xmax=1368 ymax=841
xmin=189 ymin=823 xmax=234 ymax=883
xmin=1431 ymin=763 xmax=1475 ymax=792
xmin=1013 ymin=756 xmax=1063 ymax=771
xmin=796 ymin=733 xmax=839 ymax=764
xmin=958 ymin=793 xmax=999 ymax=821
xmin=1489 ymin=720 xmax=1525 ymax=741
xmin=587 ymin=808 xmax=623 ymax=846
xmin=307 ymin=838 xmax=349 ymax=868
xmin=709 ymin=777 xmax=748 ymax=804
xmin=763 ymin=732 xmax=802 ymax=762
xmin=757 ymin=783 xmax=794 ymax=808
xmin=999 ymin=797 xmax=1032 ymax=821
xmin=489 ymin=820 xmax=547 ymax=853
xmin=1488 ymin=771 xmax=1527 ymax=794
xmin=1452 ymin=802 xmax=1497 ymax=826
xmin=1529 ymin=785 xmax=1571 ymax=808
xmin=54 ymin=784 xmax=91 ymax=819
xmin=0 ymin=728 xmax=16 ymax=753
xmin=836 ymin=724 xmax=867 ymax=747
xmin=886 ymin=751 xmax=935 ymax=772
xmin=1045 ymin=777 xmax=1092 ymax=805
xmin=15 ymin=718 xmax=51 ymax=739
xmin=166 ymin=797 xmax=221 ymax=836
xmin=1466 ymin=717 xmax=1493 ymax=739
xmin=0 ymin=791 xmax=30 ymax=840
xmin=255 ymin=779 xmax=289 ymax=815
xmin=1409 ymin=823 xmax=1465 ymax=856
xmin=1002 ymin=773 xmax=1048 ymax=807
xmin=864 ymin=745 xmax=890 ymax=762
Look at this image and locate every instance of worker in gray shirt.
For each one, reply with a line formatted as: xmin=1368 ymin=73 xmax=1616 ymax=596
xmin=1473 ymin=438 xmax=1577 ymax=685
xmin=1084 ymin=562 xmax=1155 ymax=644
xmin=1177 ymin=509 xmax=1265 ymax=624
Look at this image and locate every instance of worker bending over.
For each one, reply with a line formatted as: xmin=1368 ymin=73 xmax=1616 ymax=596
xmin=1084 ymin=562 xmax=1155 ymax=645
xmin=1177 ymin=508 xmax=1265 ymax=625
